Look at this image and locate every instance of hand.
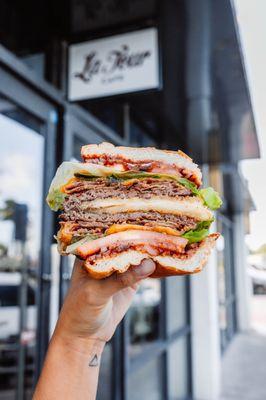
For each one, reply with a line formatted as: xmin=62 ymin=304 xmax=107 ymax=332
xmin=54 ymin=258 xmax=156 ymax=345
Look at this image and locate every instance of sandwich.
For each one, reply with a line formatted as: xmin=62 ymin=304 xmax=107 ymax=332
xmin=46 ymin=142 xmax=222 ymax=279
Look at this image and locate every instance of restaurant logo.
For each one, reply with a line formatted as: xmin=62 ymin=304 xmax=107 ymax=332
xmin=74 ymin=45 xmax=151 ymax=84
xmin=68 ymin=28 xmax=159 ymax=100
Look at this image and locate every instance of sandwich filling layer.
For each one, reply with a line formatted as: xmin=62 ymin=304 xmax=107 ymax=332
xmin=60 ymin=211 xmax=199 ymax=237
xmin=81 ymin=143 xmax=202 ymax=186
xmin=82 ymin=234 xmax=219 ymax=278
xmin=76 ymin=197 xmax=213 ymax=221
xmin=58 ymin=176 xmax=214 ymax=247
xmin=75 ymin=230 xmax=189 ymax=259
xmin=63 ymin=177 xmax=192 ymax=199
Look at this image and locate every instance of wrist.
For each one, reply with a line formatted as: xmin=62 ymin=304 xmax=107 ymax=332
xmin=51 ymin=329 xmax=106 ymax=358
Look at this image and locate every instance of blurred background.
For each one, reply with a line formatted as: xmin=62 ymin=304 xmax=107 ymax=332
xmin=0 ymin=0 xmax=265 ymax=399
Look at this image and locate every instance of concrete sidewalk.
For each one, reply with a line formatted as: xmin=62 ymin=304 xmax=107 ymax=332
xmin=220 ymin=332 xmax=266 ymax=400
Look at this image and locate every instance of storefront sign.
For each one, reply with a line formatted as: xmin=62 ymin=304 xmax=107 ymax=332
xmin=68 ymin=28 xmax=159 ymax=100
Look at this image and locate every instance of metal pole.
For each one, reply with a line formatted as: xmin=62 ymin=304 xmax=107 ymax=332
xmin=17 ymin=243 xmax=27 ymax=400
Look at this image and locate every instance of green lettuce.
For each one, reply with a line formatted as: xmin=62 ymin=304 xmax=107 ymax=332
xmin=181 ymin=220 xmax=213 ymax=243
xmin=46 ymin=189 xmax=66 ymax=212
xmin=177 ymin=178 xmax=222 ymax=211
xmin=77 ymin=170 xmax=183 ymax=182
xmin=177 ymin=178 xmax=199 ymax=195
xmin=65 ymin=234 xmax=97 ymax=254
xmin=199 ymin=187 xmax=223 ymax=211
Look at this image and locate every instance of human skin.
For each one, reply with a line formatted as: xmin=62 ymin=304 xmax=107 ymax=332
xmin=33 ymin=258 xmax=156 ymax=400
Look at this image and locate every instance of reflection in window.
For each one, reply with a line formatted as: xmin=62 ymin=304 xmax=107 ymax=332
xmin=128 ymin=357 xmax=163 ymax=400
xmin=166 ymin=276 xmax=188 ymax=335
xmin=0 ymin=111 xmax=44 ymax=399
xmin=168 ymin=337 xmax=189 ymax=399
xmin=129 ymin=278 xmax=161 ymax=356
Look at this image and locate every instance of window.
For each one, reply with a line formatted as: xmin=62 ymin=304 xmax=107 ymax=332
xmin=217 ymin=215 xmax=237 ymax=352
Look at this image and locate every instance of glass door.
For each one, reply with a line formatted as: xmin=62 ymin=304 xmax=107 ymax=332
xmin=0 ymin=67 xmax=57 ymax=399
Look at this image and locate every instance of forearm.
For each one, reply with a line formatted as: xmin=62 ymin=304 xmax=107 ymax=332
xmin=33 ymin=332 xmax=105 ymax=400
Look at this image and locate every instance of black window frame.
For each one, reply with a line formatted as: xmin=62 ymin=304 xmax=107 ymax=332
xmin=0 ymin=44 xmax=58 ymax=398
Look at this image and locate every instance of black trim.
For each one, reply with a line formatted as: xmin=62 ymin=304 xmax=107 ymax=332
xmin=0 ymin=59 xmax=57 ymax=385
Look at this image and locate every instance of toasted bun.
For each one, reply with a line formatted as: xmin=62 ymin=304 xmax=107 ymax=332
xmin=81 ymin=142 xmax=202 ymax=184
xmin=83 ymin=233 xmax=219 ymax=279
xmin=81 ymin=196 xmax=213 ymax=221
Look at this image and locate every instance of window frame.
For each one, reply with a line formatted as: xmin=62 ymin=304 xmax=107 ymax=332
xmin=0 ymin=46 xmax=58 ymax=397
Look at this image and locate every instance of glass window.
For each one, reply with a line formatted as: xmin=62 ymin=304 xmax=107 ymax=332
xmin=168 ymin=337 xmax=189 ymax=399
xmin=0 ymin=101 xmax=44 ymax=399
xmin=166 ymin=276 xmax=188 ymax=335
xmin=129 ymin=278 xmax=161 ymax=357
xmin=216 ymin=216 xmax=236 ymax=351
xmin=128 ymin=357 xmax=163 ymax=400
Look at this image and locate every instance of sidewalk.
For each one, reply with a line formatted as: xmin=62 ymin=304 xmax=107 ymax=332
xmin=220 ymin=332 xmax=266 ymax=400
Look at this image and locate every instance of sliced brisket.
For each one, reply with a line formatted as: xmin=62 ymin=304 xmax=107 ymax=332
xmin=64 ymin=177 xmax=191 ymax=201
xmin=60 ymin=210 xmax=198 ymax=236
xmin=61 ymin=177 xmax=197 ymax=238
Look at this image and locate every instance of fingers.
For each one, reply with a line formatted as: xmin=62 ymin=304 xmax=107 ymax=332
xmin=70 ymin=258 xmax=87 ymax=282
xmin=101 ymin=259 xmax=156 ymax=297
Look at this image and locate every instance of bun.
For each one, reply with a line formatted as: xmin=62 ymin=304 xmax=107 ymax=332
xmin=83 ymin=233 xmax=219 ymax=279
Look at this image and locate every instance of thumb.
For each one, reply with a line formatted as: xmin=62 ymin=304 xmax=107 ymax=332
xmin=101 ymin=259 xmax=156 ymax=297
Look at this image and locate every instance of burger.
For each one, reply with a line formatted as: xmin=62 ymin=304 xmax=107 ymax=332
xmin=46 ymin=142 xmax=222 ymax=279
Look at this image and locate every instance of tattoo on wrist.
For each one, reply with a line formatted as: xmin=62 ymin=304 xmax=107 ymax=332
xmin=88 ymin=354 xmax=99 ymax=367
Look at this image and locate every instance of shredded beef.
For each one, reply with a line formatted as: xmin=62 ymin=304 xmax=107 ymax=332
xmin=60 ymin=210 xmax=198 ymax=236
xmin=64 ymin=177 xmax=191 ymax=200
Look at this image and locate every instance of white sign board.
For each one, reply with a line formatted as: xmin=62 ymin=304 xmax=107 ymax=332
xmin=68 ymin=28 xmax=159 ymax=101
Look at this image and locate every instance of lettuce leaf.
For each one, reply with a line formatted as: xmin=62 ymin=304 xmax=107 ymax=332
xmin=65 ymin=234 xmax=97 ymax=254
xmin=181 ymin=220 xmax=213 ymax=243
xmin=178 ymin=178 xmax=222 ymax=211
xmin=182 ymin=228 xmax=209 ymax=243
xmin=178 ymin=178 xmax=199 ymax=195
xmin=199 ymin=187 xmax=223 ymax=210
xmin=74 ymin=172 xmax=99 ymax=180
xmin=73 ymin=169 xmax=180 ymax=182
xmin=46 ymin=189 xmax=66 ymax=212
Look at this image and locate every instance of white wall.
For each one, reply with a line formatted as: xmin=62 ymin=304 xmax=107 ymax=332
xmin=233 ymin=213 xmax=252 ymax=331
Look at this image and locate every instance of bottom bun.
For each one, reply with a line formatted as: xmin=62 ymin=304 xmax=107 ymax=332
xmin=83 ymin=233 xmax=219 ymax=279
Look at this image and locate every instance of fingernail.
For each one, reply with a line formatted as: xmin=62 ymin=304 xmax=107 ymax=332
xmin=135 ymin=259 xmax=155 ymax=277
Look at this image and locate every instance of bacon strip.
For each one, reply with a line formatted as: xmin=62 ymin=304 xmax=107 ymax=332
xmin=76 ymin=230 xmax=188 ymax=259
